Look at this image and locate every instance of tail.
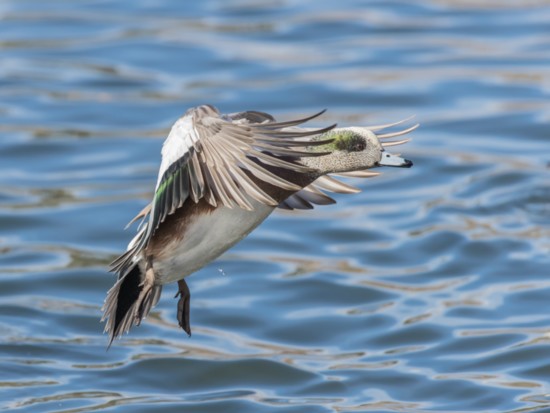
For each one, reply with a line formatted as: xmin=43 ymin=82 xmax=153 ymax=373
xmin=101 ymin=263 xmax=162 ymax=347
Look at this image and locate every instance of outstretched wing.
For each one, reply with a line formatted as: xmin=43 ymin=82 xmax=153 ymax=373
xmin=277 ymin=172 xmax=380 ymax=210
xmin=151 ymin=105 xmax=335 ymax=230
xmin=110 ymin=105 xmax=335 ymax=273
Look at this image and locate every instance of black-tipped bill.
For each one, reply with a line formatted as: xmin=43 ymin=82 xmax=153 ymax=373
xmin=378 ymin=152 xmax=413 ymax=168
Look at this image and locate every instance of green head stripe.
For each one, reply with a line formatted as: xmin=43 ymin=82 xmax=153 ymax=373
xmin=310 ymin=130 xmax=365 ymax=152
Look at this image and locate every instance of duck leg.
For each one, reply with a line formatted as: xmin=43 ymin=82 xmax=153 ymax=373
xmin=175 ymin=279 xmax=191 ymax=336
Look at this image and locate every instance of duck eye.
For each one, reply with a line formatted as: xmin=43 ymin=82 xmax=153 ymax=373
xmin=353 ymin=140 xmax=366 ymax=151
xmin=335 ymin=135 xmax=366 ymax=152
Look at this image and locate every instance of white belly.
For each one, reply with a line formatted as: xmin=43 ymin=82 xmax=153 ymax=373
xmin=152 ymin=201 xmax=275 ymax=284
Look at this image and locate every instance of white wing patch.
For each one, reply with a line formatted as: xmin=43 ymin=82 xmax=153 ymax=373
xmin=156 ymin=114 xmax=198 ymax=187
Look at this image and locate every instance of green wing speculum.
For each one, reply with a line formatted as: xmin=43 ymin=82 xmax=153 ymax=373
xmin=150 ymin=149 xmax=197 ymax=237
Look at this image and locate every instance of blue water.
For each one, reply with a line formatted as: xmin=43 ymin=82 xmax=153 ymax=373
xmin=1 ymin=1 xmax=549 ymax=412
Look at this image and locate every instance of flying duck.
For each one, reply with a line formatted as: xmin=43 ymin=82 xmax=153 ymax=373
xmin=102 ymin=104 xmax=415 ymax=345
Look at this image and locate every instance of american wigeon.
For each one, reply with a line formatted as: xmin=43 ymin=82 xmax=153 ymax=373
xmin=102 ymin=105 xmax=415 ymax=345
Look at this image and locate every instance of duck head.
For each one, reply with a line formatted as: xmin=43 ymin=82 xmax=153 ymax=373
xmin=304 ymin=123 xmax=416 ymax=174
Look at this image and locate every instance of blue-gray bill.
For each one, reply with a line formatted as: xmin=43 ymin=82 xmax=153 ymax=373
xmin=377 ymin=152 xmax=413 ymax=168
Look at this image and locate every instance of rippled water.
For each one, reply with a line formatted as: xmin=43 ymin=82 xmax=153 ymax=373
xmin=1 ymin=1 xmax=549 ymax=412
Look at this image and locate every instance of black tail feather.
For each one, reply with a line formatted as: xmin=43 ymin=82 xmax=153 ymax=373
xmin=102 ymin=263 xmax=162 ymax=348
xmin=114 ymin=265 xmax=142 ymax=330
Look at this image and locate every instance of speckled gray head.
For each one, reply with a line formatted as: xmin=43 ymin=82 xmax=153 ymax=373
xmin=304 ymin=124 xmax=415 ymax=174
xmin=338 ymin=127 xmax=413 ymax=168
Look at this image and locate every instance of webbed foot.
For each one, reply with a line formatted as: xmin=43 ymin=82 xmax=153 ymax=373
xmin=174 ymin=279 xmax=191 ymax=336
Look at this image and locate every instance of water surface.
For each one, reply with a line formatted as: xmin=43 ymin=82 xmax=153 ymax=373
xmin=1 ymin=1 xmax=549 ymax=412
